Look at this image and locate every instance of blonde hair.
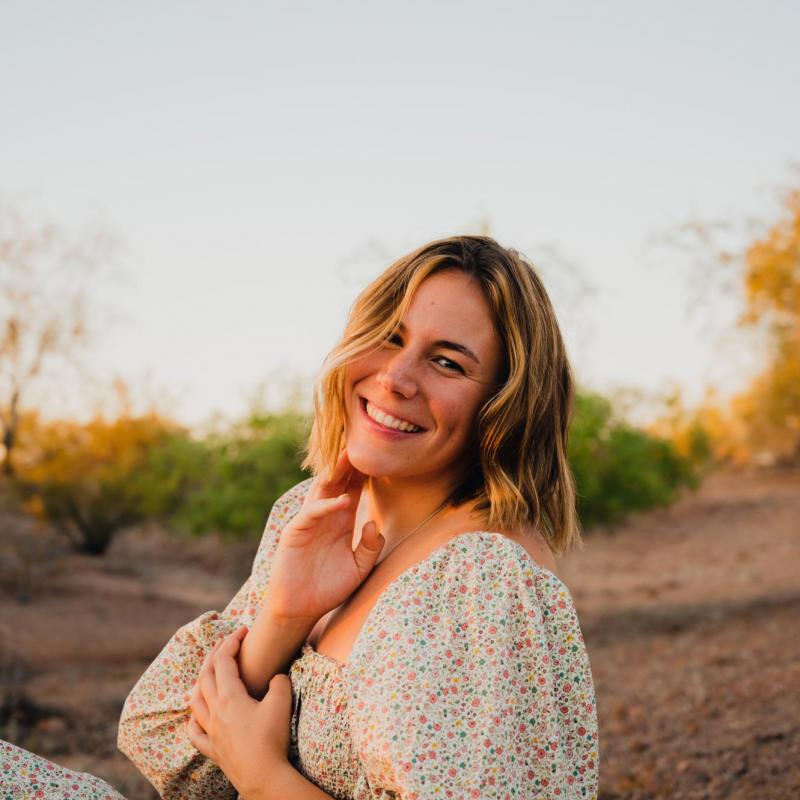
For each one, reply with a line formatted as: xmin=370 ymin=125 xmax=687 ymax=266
xmin=300 ymin=235 xmax=582 ymax=555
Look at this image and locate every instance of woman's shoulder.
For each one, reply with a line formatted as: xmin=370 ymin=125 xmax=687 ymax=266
xmin=353 ymin=529 xmax=580 ymax=655
xmin=487 ymin=523 xmax=560 ymax=576
xmin=423 ymin=530 xmax=586 ymax=649
xmin=347 ymin=529 xmax=600 ymax=800
xmin=435 ymin=529 xmax=568 ymax=598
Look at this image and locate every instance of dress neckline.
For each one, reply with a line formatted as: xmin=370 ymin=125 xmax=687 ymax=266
xmin=300 ymin=529 xmax=566 ymax=671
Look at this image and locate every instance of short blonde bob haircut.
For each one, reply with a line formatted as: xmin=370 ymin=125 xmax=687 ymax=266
xmin=300 ymin=235 xmax=582 ymax=556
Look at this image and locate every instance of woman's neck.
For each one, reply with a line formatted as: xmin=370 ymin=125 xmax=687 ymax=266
xmin=354 ymin=474 xmax=481 ymax=552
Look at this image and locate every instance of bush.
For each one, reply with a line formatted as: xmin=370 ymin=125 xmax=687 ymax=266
xmin=12 ymin=411 xmax=182 ymax=555
xmin=148 ymin=409 xmax=312 ymax=539
xmin=569 ymin=391 xmax=699 ymax=529
xmin=12 ymin=393 xmax=699 ymax=551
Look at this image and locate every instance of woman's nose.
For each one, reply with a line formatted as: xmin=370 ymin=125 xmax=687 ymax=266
xmin=377 ymin=353 xmax=418 ymax=398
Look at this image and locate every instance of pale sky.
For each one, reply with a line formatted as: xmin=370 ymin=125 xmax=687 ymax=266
xmin=3 ymin=1 xmax=799 ymax=428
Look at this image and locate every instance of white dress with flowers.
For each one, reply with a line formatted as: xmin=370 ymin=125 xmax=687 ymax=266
xmin=2 ymin=478 xmax=599 ymax=799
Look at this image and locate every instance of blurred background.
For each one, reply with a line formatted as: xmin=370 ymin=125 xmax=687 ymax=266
xmin=1 ymin=2 xmax=798 ymax=798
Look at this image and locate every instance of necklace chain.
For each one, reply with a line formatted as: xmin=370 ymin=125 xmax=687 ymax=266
xmin=376 ymin=499 xmax=450 ymax=565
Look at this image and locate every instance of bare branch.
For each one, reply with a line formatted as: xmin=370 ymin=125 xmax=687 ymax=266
xmin=0 ymin=198 xmax=122 ymax=473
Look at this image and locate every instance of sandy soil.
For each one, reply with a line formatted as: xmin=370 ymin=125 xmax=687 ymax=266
xmin=1 ymin=466 xmax=798 ymax=799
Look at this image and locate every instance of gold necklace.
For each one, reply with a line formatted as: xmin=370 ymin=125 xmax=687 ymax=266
xmin=375 ymin=499 xmax=450 ymax=565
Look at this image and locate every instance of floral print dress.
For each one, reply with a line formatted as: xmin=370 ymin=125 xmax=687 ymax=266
xmin=2 ymin=478 xmax=599 ymax=799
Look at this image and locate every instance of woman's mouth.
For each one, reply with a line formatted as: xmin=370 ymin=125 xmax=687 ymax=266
xmin=359 ymin=396 xmax=425 ymax=436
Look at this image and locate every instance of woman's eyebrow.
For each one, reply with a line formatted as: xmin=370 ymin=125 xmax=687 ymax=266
xmin=396 ymin=321 xmax=481 ymax=364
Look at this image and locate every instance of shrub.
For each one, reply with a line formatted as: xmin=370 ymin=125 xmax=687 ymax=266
xmin=152 ymin=409 xmax=312 ymax=539
xmin=569 ymin=391 xmax=699 ymax=529
xmin=12 ymin=411 xmax=181 ymax=555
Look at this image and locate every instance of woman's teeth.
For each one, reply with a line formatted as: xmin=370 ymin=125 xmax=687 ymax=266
xmin=365 ymin=401 xmax=422 ymax=432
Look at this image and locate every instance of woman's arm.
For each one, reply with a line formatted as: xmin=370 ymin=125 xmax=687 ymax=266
xmin=187 ymin=629 xmax=336 ymax=800
xmin=120 ymin=453 xmax=382 ymax=798
xmin=117 ymin=479 xmax=312 ymax=800
xmin=237 ymin=607 xmax=315 ymax=698
xmin=251 ymin=763 xmax=335 ymax=800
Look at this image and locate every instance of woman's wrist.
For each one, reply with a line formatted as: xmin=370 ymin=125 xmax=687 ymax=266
xmin=240 ymin=759 xmax=334 ymax=800
xmin=237 ymin=606 xmax=316 ymax=698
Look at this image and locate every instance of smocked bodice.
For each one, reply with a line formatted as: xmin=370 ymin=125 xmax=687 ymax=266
xmin=289 ymin=644 xmax=363 ymax=799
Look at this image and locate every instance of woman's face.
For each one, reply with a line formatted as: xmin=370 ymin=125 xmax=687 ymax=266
xmin=343 ymin=269 xmax=503 ymax=487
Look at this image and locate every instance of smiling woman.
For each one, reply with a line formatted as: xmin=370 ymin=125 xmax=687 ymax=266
xmin=304 ymin=236 xmax=581 ymax=552
xmin=1 ymin=236 xmax=598 ymax=800
xmin=343 ymin=270 xmax=503 ymax=495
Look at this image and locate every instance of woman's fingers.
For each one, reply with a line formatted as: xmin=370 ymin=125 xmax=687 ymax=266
xmin=291 ymin=494 xmax=351 ymax=530
xmin=198 ymin=643 xmax=219 ymax=705
xmin=187 ymin=713 xmax=215 ymax=759
xmin=318 ymin=448 xmax=366 ymax=495
xmin=321 ymin=448 xmax=351 ymax=487
xmin=352 ymin=519 xmax=384 ymax=577
xmin=308 ymin=494 xmax=350 ymax=516
xmin=213 ymin=631 xmax=248 ymax=701
xmin=191 ymin=628 xmax=247 ymax=727
xmin=189 ymin=683 xmax=211 ymax=730
xmin=231 ymin=624 xmax=248 ymax=642
xmin=263 ymin=673 xmax=293 ymax=706
xmin=344 ymin=466 xmax=366 ymax=502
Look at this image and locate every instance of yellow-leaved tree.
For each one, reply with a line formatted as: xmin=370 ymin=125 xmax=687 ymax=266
xmin=653 ymin=181 xmax=800 ymax=466
xmin=0 ymin=200 xmax=119 ymax=476
xmin=12 ymin=407 xmax=184 ymax=554
xmin=732 ymin=187 xmax=800 ymax=462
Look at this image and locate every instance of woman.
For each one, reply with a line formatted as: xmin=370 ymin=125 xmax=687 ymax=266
xmin=1 ymin=235 xmax=599 ymax=799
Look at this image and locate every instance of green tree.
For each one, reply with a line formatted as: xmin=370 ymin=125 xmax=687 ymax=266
xmin=569 ymin=390 xmax=698 ymax=528
xmin=165 ymin=409 xmax=311 ymax=538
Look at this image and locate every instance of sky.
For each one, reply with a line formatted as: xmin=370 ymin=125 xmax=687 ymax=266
xmin=3 ymin=0 xmax=799 ymax=428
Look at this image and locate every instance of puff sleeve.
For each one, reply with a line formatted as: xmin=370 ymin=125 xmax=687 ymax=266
xmin=0 ymin=739 xmax=126 ymax=800
xmin=347 ymin=533 xmax=599 ymax=800
xmin=116 ymin=478 xmax=311 ymax=800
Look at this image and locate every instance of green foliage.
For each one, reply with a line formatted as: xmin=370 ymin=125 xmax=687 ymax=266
xmin=127 ymin=431 xmax=212 ymax=519
xmin=14 ymin=406 xmax=312 ymax=552
xmin=14 ymin=390 xmax=701 ymax=551
xmin=569 ymin=390 xmax=699 ymax=529
xmin=144 ymin=409 xmax=312 ymax=539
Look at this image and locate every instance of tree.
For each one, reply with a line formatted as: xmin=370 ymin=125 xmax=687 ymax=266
xmin=167 ymin=405 xmax=311 ymax=539
xmin=652 ymin=175 xmax=800 ymax=465
xmin=568 ymin=389 xmax=699 ymax=529
xmin=0 ymin=200 xmax=118 ymax=476
xmin=734 ymin=187 xmax=800 ymax=461
xmin=12 ymin=407 xmax=182 ymax=555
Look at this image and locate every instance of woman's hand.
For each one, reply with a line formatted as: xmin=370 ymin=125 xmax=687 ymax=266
xmin=188 ymin=626 xmax=293 ymax=799
xmin=265 ymin=448 xmax=384 ymax=625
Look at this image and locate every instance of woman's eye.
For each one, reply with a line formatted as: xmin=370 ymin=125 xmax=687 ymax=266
xmin=433 ymin=356 xmax=464 ymax=373
xmin=382 ymin=333 xmax=463 ymax=373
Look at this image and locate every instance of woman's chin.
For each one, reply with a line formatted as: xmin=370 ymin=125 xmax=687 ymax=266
xmin=349 ymin=459 xmax=395 ymax=480
xmin=345 ymin=447 xmax=405 ymax=480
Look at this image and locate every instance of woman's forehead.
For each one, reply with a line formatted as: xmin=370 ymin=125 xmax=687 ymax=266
xmin=405 ymin=270 xmax=491 ymax=318
xmin=398 ymin=271 xmax=499 ymax=356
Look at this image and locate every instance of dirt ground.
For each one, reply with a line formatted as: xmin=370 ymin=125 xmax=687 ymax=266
xmin=1 ymin=466 xmax=798 ymax=799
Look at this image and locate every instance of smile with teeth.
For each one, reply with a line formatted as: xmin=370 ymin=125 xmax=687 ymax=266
xmin=365 ymin=400 xmax=423 ymax=433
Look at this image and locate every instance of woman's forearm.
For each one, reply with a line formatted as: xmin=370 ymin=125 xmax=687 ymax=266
xmin=241 ymin=761 xmax=334 ymax=800
xmin=237 ymin=607 xmax=315 ymax=698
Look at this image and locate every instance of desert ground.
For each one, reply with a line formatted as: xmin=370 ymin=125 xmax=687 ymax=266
xmin=1 ymin=466 xmax=798 ymax=799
